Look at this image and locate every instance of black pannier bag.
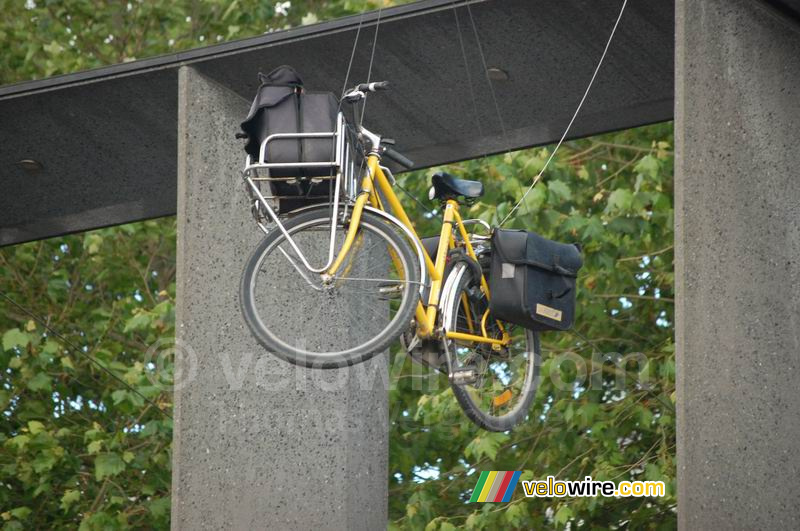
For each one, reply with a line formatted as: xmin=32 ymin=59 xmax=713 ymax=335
xmin=489 ymin=229 xmax=583 ymax=331
xmin=240 ymin=65 xmax=342 ymax=205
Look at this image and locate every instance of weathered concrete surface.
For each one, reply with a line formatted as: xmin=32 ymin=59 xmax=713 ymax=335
xmin=675 ymin=1 xmax=800 ymax=528
xmin=172 ymin=66 xmax=388 ymax=530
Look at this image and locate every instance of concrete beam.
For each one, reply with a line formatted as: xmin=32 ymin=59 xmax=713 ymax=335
xmin=675 ymin=0 xmax=800 ymax=528
xmin=171 ymin=66 xmax=388 ymax=530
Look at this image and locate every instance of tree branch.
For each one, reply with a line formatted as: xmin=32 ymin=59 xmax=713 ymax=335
xmin=617 ymin=245 xmax=674 ymax=263
xmin=592 ymin=293 xmax=674 ymax=303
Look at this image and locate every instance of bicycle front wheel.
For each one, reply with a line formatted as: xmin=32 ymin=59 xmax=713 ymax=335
xmin=240 ymin=208 xmax=420 ymax=368
xmin=442 ymin=260 xmax=540 ymax=431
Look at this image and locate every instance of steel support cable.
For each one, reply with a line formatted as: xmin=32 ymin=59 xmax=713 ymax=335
xmin=499 ymin=0 xmax=629 ymax=227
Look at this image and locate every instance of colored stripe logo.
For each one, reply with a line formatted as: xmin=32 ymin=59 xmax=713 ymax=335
xmin=469 ymin=471 xmax=521 ymax=502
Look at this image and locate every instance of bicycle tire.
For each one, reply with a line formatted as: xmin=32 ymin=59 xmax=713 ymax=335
xmin=240 ymin=208 xmax=420 ymax=368
xmin=443 ymin=260 xmax=540 ymax=431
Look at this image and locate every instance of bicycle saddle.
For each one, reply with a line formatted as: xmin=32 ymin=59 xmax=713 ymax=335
xmin=430 ymin=171 xmax=484 ymax=201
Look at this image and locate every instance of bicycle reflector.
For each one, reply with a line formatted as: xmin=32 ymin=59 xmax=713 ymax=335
xmin=493 ymin=389 xmax=513 ymax=407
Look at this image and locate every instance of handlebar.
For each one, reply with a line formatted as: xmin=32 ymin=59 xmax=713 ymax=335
xmin=340 ymin=80 xmax=412 ymax=168
xmin=355 ymin=81 xmax=390 ymax=92
xmin=383 ymin=147 xmax=414 ymax=169
xmin=343 ymin=80 xmax=390 ymax=103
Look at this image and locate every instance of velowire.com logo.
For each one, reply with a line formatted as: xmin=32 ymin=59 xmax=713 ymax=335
xmin=468 ymin=471 xmax=521 ymax=503
xmin=469 ymin=472 xmax=666 ymax=502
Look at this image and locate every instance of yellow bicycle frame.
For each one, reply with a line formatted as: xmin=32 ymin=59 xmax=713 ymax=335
xmin=326 ymin=153 xmax=509 ymax=347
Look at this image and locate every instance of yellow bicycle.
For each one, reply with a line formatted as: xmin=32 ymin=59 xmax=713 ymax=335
xmin=240 ymin=80 xmax=539 ymax=430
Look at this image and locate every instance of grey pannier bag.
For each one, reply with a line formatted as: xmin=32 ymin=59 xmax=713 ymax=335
xmin=488 ymin=229 xmax=583 ymax=331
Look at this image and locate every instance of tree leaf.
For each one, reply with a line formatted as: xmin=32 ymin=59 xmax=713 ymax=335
xmin=59 ymin=490 xmax=80 ymax=513
xmin=42 ymin=340 xmax=60 ymax=355
xmin=522 ymin=184 xmax=547 ymax=211
xmin=87 ymin=440 xmax=103 ymax=454
xmin=9 ymin=507 xmax=31 ymax=520
xmin=606 ymin=189 xmax=633 ymax=212
xmin=555 ymin=505 xmax=573 ymax=526
xmin=111 ymin=389 xmax=128 ymax=405
xmin=548 ymin=179 xmax=572 ymax=202
xmin=43 ymin=40 xmax=63 ymax=56
xmin=27 ymin=421 xmax=45 ymax=435
xmin=26 ymin=373 xmax=52 ymax=392
xmin=634 ymin=155 xmax=659 ymax=178
xmin=94 ymin=453 xmax=125 ymax=481
xmin=465 ymin=432 xmax=509 ymax=461
xmin=31 ymin=451 xmax=58 ymax=473
xmin=7 ymin=435 xmax=30 ymax=450
xmin=3 ymin=328 xmax=29 ymax=351
xmin=123 ymin=312 xmax=152 ymax=332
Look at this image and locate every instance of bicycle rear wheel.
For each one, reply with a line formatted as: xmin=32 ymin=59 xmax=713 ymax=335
xmin=442 ymin=260 xmax=540 ymax=431
xmin=240 ymin=208 xmax=420 ymax=368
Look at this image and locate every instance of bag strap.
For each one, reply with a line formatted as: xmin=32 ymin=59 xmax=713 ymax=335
xmin=492 ymin=232 xmax=579 ymax=277
xmin=257 ymin=74 xmax=304 ymax=92
xmin=552 ymin=255 xmax=576 ymax=277
xmin=547 ymin=285 xmax=572 ymax=299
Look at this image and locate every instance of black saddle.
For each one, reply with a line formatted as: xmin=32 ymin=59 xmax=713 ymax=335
xmin=431 ymin=172 xmax=484 ymax=201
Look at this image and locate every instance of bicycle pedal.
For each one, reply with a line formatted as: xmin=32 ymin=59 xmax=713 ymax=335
xmin=450 ymin=368 xmax=479 ymax=386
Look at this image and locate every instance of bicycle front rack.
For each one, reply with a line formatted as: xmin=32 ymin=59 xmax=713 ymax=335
xmin=241 ymin=112 xmax=361 ymax=273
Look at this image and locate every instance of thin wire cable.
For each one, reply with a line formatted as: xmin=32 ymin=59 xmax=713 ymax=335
xmin=466 ymin=3 xmax=510 ymax=154
xmin=455 ymin=1 xmax=507 ymax=212
xmin=0 ymin=290 xmax=173 ymax=420
xmin=500 ymin=0 xmax=628 ymax=227
xmin=395 ymin=181 xmax=435 ymax=217
xmin=452 ymin=1 xmax=509 ymax=221
xmin=339 ymin=11 xmax=366 ymax=102
xmin=364 ymin=7 xmax=382 ymax=86
xmin=359 ymin=6 xmax=383 ymax=126
xmin=453 ymin=3 xmax=483 ymax=138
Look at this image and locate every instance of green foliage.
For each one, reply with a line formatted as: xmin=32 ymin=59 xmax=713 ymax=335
xmin=1 ymin=221 xmax=176 ymax=529
xmin=1 ymin=0 xmax=675 ymax=528
xmin=0 ymin=0 xmax=394 ymax=85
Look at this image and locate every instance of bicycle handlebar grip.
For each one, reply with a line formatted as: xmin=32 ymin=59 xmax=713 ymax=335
xmin=356 ymin=81 xmax=390 ymax=92
xmin=383 ymin=147 xmax=414 ymax=169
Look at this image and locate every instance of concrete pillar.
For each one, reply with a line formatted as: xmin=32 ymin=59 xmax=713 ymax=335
xmin=675 ymin=1 xmax=800 ymax=528
xmin=171 ymin=66 xmax=388 ymax=530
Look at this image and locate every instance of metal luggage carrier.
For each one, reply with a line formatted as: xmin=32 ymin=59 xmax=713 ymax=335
xmin=241 ymin=112 xmax=361 ymax=273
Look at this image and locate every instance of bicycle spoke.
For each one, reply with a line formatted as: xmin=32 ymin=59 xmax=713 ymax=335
xmin=352 ymin=256 xmax=394 ymax=276
xmin=335 ymin=277 xmax=416 ymax=288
